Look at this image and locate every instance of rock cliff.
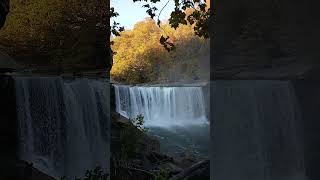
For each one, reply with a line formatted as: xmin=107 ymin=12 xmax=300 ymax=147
xmin=213 ymin=0 xmax=320 ymax=79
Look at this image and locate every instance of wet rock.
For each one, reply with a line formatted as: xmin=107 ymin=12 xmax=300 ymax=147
xmin=176 ymin=157 xmax=197 ymax=170
xmin=111 ymin=111 xmax=209 ymax=180
xmin=169 ymin=160 xmax=209 ymax=180
xmin=158 ymin=162 xmax=183 ymax=176
xmin=183 ymin=164 xmax=210 ymax=180
xmin=146 ymin=151 xmax=173 ymax=164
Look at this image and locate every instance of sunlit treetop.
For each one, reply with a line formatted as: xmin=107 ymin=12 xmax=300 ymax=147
xmin=134 ymin=0 xmax=210 ymax=51
xmin=111 ymin=18 xmax=209 ymax=84
xmin=111 ymin=0 xmax=210 ymax=51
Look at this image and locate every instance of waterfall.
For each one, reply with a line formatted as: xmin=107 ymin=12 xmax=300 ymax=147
xmin=114 ymin=84 xmax=209 ymax=127
xmin=14 ymin=76 xmax=110 ymax=179
xmin=212 ymin=80 xmax=306 ymax=180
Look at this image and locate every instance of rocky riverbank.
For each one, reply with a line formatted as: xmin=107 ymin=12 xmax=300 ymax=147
xmin=111 ymin=111 xmax=209 ymax=180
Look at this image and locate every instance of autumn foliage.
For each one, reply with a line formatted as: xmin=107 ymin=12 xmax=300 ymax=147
xmin=111 ymin=18 xmax=209 ymax=84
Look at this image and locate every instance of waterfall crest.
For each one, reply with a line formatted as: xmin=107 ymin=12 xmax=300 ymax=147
xmin=212 ymin=80 xmax=306 ymax=180
xmin=114 ymin=85 xmax=209 ymax=127
xmin=15 ymin=77 xmax=110 ymax=179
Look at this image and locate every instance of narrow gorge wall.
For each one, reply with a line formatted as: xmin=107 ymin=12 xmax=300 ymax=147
xmin=213 ymin=0 xmax=320 ymax=79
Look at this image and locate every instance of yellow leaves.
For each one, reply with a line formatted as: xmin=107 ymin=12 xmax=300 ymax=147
xmin=111 ymin=18 xmax=209 ymax=84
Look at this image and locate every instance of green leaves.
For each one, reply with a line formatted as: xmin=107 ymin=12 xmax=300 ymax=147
xmin=146 ymin=6 xmax=158 ymax=19
xmin=111 ymin=21 xmax=124 ymax=37
xmin=169 ymin=8 xmax=187 ymax=29
xmin=109 ymin=7 xmax=119 ymax=18
xmin=60 ymin=167 xmax=109 ymax=180
xmin=142 ymin=4 xmax=150 ymax=8
xmin=155 ymin=168 xmax=170 ymax=180
xmin=174 ymin=0 xmax=180 ymax=6
xmin=198 ymin=3 xmax=207 ymax=11
xmin=160 ymin=35 xmax=175 ymax=52
xmin=131 ymin=114 xmax=148 ymax=132
xmin=110 ymin=8 xmax=125 ymax=37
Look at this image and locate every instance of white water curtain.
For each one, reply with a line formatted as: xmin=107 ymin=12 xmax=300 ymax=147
xmin=15 ymin=77 xmax=110 ymax=179
xmin=114 ymin=85 xmax=209 ymax=127
xmin=212 ymin=80 xmax=306 ymax=180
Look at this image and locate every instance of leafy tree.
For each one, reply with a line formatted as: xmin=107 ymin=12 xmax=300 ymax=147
xmin=111 ymin=18 xmax=209 ymax=84
xmin=155 ymin=168 xmax=170 ymax=180
xmin=131 ymin=114 xmax=148 ymax=132
xmin=0 ymin=0 xmax=109 ymax=71
xmin=132 ymin=0 xmax=210 ymax=51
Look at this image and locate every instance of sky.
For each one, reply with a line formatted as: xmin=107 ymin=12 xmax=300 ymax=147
xmin=111 ymin=0 xmax=175 ymax=30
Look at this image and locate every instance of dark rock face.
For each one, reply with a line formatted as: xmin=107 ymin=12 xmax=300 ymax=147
xmin=293 ymin=81 xmax=320 ymax=180
xmin=0 ymin=75 xmax=18 ymax=179
xmin=213 ymin=0 xmax=320 ymax=79
xmin=0 ymin=0 xmax=9 ymax=29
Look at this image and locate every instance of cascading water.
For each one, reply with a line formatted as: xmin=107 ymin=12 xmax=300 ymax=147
xmin=14 ymin=76 xmax=110 ymax=179
xmin=114 ymin=84 xmax=210 ymax=158
xmin=212 ymin=80 xmax=306 ymax=180
xmin=114 ymin=85 xmax=209 ymax=127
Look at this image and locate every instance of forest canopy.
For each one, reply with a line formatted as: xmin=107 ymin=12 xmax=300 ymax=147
xmin=111 ymin=18 xmax=209 ymax=84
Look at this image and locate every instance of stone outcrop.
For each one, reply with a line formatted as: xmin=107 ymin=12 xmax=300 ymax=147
xmin=111 ymin=112 xmax=209 ymax=180
xmin=0 ymin=0 xmax=9 ymax=29
xmin=213 ymin=0 xmax=320 ymax=79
